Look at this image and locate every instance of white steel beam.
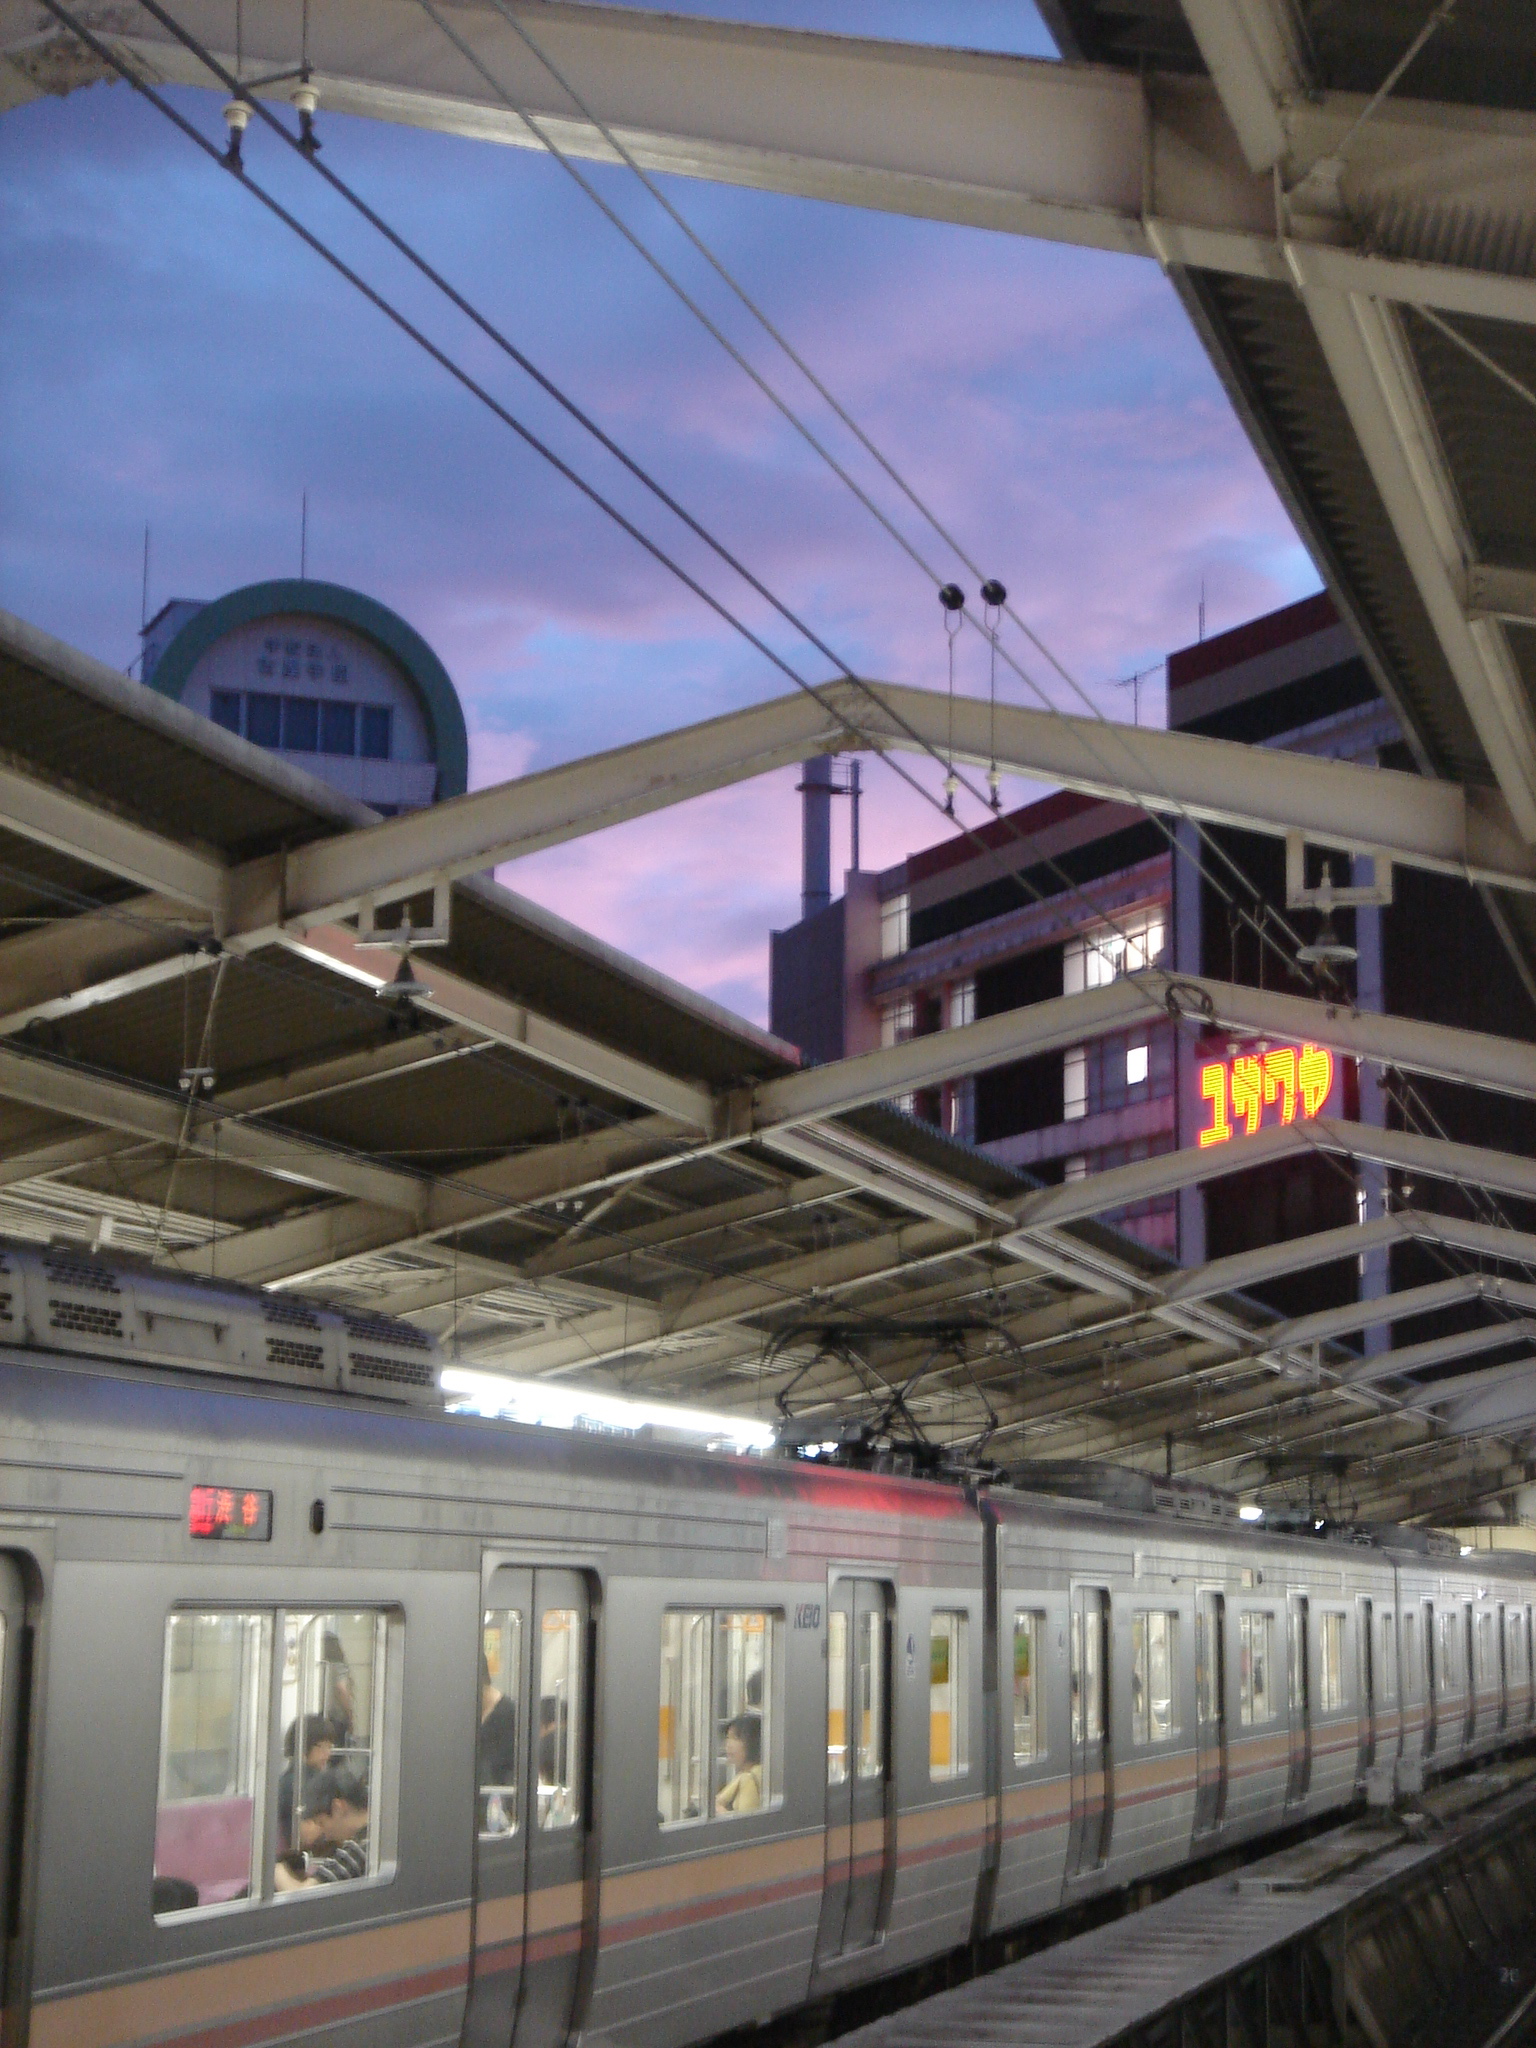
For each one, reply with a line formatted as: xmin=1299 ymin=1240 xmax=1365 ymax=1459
xmin=0 ymin=758 xmax=227 ymax=913
xmin=1338 ymin=1318 xmax=1536 ymax=1388
xmin=8 ymin=2 xmax=1535 ymax=322
xmin=1256 ymin=1274 xmax=1536 ymax=1358
xmin=0 ymin=1043 xmax=426 ymax=1214
xmin=218 ymin=683 xmax=1536 ymax=943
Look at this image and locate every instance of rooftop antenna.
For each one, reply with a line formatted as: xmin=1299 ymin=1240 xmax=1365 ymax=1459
xmin=300 ymin=488 xmax=309 ymax=579
xmin=1198 ymin=578 xmax=1206 ymax=642
xmin=139 ymin=521 xmax=151 ymax=632
xmin=848 ymin=758 xmax=861 ymax=873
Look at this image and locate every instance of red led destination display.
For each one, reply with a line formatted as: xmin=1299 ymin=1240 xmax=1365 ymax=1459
xmin=188 ymin=1484 xmax=273 ymax=1542
xmin=1196 ymin=1042 xmax=1338 ymax=1150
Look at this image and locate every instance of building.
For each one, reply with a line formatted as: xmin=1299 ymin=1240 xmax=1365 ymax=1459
xmin=140 ymin=578 xmax=468 ymax=814
xmin=770 ymin=591 xmax=1536 ymax=1325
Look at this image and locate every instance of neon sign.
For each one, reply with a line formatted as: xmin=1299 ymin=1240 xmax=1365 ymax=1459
xmin=188 ymin=1484 xmax=273 ymax=1541
xmin=1197 ymin=1043 xmax=1336 ymax=1149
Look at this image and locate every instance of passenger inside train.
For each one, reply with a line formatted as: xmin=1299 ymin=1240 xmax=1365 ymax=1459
xmin=715 ymin=1713 xmax=762 ymax=1813
xmin=274 ymin=1768 xmax=370 ymax=1890
xmin=277 ymin=1714 xmax=337 ymax=1853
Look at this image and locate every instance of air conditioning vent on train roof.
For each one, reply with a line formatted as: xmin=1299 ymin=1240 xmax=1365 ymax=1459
xmin=0 ymin=1237 xmax=442 ymax=1407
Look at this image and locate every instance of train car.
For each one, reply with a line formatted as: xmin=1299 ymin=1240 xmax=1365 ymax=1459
xmin=0 ymin=1239 xmax=1531 ymax=2048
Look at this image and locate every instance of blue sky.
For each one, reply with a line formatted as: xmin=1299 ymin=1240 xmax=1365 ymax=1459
xmin=0 ymin=2 xmax=1318 ymax=1023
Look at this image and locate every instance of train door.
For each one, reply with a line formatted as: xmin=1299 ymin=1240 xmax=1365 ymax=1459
xmin=0 ymin=1557 xmax=28 ymax=2010
xmin=1066 ymin=1586 xmax=1110 ymax=1876
xmin=1194 ymin=1590 xmax=1226 ymax=1838
xmin=1498 ymin=1606 xmax=1509 ymax=1732
xmin=1286 ymin=1593 xmax=1311 ymax=1806
xmin=465 ymin=1568 xmax=591 ymax=2048
xmin=1423 ymin=1600 xmax=1438 ymax=1756
xmin=1356 ymin=1598 xmax=1375 ymax=1771
xmin=817 ymin=1578 xmax=891 ymax=1962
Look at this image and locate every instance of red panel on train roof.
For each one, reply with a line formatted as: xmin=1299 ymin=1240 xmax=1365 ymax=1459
xmin=719 ymin=1456 xmax=979 ymax=1519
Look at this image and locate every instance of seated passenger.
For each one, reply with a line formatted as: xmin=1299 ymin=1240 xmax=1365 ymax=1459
xmin=274 ymin=1768 xmax=370 ymax=1890
xmin=715 ymin=1713 xmax=762 ymax=1815
xmin=277 ymin=1714 xmax=336 ymax=1852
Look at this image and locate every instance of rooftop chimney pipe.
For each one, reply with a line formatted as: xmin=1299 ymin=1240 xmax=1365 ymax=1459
xmin=800 ymin=755 xmax=834 ymax=921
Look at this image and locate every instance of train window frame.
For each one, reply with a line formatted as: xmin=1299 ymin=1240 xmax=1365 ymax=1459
xmin=1130 ymin=1610 xmax=1179 ymax=1746
xmin=1318 ymin=1611 xmax=1346 ymax=1712
xmin=152 ymin=1603 xmax=402 ymax=1923
xmin=929 ymin=1610 xmax=970 ymax=1782
xmin=657 ymin=1607 xmax=785 ymax=1830
xmin=1012 ymin=1609 xmax=1046 ymax=1766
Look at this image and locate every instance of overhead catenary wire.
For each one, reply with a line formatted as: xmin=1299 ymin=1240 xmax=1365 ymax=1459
xmin=444 ymin=0 xmax=1323 ymax=986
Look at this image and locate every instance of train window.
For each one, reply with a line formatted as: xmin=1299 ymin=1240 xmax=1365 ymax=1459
xmin=1318 ymin=1613 xmax=1346 ymax=1712
xmin=154 ymin=1612 xmax=272 ymax=1918
xmin=537 ymin=1609 xmax=582 ymax=1830
xmin=658 ymin=1609 xmax=783 ymax=1826
xmin=855 ymin=1606 xmax=883 ymax=1780
xmin=827 ymin=1607 xmax=849 ymax=1787
xmin=1131 ymin=1611 xmax=1178 ymax=1745
xmin=1013 ymin=1611 xmax=1045 ymax=1763
xmin=929 ymin=1612 xmax=969 ymax=1780
xmin=1238 ymin=1613 xmax=1274 ymax=1726
xmin=1438 ymin=1610 xmax=1462 ymax=1694
xmin=479 ymin=1609 xmax=522 ymax=1836
xmin=1476 ymin=1611 xmax=1495 ymax=1690
xmin=1378 ymin=1613 xmax=1396 ymax=1701
xmin=276 ymin=1610 xmax=389 ymax=1889
xmin=1071 ymin=1602 xmax=1104 ymax=1747
xmin=1401 ymin=1611 xmax=1416 ymax=1700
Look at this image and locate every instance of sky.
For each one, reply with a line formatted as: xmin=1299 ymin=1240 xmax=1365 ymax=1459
xmin=0 ymin=0 xmax=1319 ymax=1027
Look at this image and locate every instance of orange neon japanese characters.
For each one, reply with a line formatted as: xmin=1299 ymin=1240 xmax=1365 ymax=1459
xmin=1196 ymin=1043 xmax=1335 ymax=1149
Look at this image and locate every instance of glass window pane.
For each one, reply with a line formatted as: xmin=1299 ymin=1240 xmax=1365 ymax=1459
xmin=479 ymin=1610 xmax=521 ymax=1836
xmin=360 ymin=705 xmax=392 ymax=759
xmin=278 ymin=1610 xmax=385 ymax=1889
xmin=716 ymin=1612 xmax=768 ymax=1813
xmin=1239 ymin=1613 xmax=1273 ymax=1726
xmin=1137 ymin=1611 xmax=1176 ymax=1742
xmin=246 ymin=691 xmax=281 ymax=748
xmin=282 ymin=697 xmax=319 ymax=752
xmin=827 ymin=1607 xmax=848 ymax=1786
xmin=856 ymin=1607 xmax=883 ymax=1780
xmin=155 ymin=1611 xmax=270 ymax=1917
xmin=1380 ymin=1614 xmax=1396 ymax=1700
xmin=930 ymin=1612 xmax=968 ymax=1780
xmin=1080 ymin=1604 xmax=1103 ymax=1743
xmin=537 ymin=1609 xmax=581 ymax=1830
xmin=210 ymin=689 xmax=241 ymax=734
xmin=1320 ymin=1613 xmax=1345 ymax=1711
xmin=659 ymin=1611 xmax=711 ymax=1825
xmin=1012 ymin=1612 xmax=1042 ymax=1764
xmin=321 ymin=701 xmax=357 ymax=756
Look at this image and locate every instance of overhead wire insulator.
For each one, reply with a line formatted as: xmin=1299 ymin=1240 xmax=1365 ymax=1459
xmin=981 ymin=578 xmax=1007 ymax=812
xmin=222 ymin=98 xmax=250 ymax=169
xmin=294 ymin=81 xmax=321 ymax=156
xmin=939 ymin=585 xmax=965 ymax=819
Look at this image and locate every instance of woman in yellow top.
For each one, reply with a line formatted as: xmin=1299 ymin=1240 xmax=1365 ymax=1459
xmin=715 ymin=1713 xmax=763 ymax=1814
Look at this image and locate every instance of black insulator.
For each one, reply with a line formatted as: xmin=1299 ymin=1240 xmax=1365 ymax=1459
xmin=938 ymin=583 xmax=965 ymax=613
xmin=980 ymin=578 xmax=1007 ymax=607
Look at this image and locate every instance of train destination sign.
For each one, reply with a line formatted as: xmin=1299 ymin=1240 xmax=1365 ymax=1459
xmin=1196 ymin=1042 xmax=1338 ymax=1150
xmin=188 ymin=1484 xmax=273 ymax=1541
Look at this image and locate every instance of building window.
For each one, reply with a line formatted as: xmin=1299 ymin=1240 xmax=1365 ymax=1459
xmin=1063 ymin=907 xmax=1166 ymax=994
xmin=1126 ymin=1042 xmax=1149 ymax=1087
xmin=321 ymin=701 xmax=357 ymax=756
xmin=1063 ymin=1155 xmax=1088 ymax=1182
xmin=246 ymin=691 xmax=282 ymax=748
xmin=210 ymin=690 xmax=242 ymax=735
xmin=929 ymin=1612 xmax=969 ymax=1780
xmin=1319 ymin=1612 xmax=1346 ymax=1711
xmin=1064 ymin=1046 xmax=1087 ymax=1120
xmin=282 ymin=697 xmax=320 ymax=753
xmin=880 ymin=891 xmax=909 ymax=959
xmin=1132 ymin=1611 xmax=1178 ymax=1744
xmin=658 ymin=1609 xmax=783 ymax=1825
xmin=1012 ymin=1611 xmax=1044 ymax=1764
xmin=948 ymin=980 xmax=975 ymax=1030
xmin=881 ymin=998 xmax=915 ymax=1049
xmin=360 ymin=704 xmax=393 ymax=761
xmin=1239 ymin=1611 xmax=1275 ymax=1725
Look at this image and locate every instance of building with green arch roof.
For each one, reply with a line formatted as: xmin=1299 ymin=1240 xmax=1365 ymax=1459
xmin=141 ymin=579 xmax=468 ymax=811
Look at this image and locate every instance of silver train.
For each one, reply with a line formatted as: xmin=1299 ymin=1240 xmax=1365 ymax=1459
xmin=0 ymin=1238 xmax=1532 ymax=2048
